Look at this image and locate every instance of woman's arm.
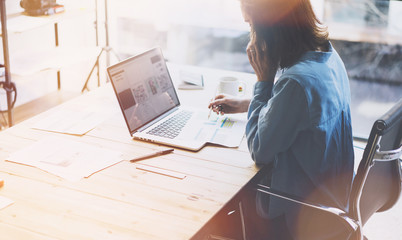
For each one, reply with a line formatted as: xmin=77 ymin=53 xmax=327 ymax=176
xmin=208 ymin=94 xmax=250 ymax=115
xmin=246 ymin=79 xmax=310 ymax=165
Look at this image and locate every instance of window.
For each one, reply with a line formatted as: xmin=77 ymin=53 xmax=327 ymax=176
xmin=108 ymin=0 xmax=402 ymax=139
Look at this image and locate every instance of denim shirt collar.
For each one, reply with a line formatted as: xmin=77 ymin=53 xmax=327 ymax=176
xmin=299 ymin=42 xmax=334 ymax=63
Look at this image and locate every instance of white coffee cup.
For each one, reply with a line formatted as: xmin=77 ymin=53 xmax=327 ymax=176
xmin=218 ymin=76 xmax=246 ymax=96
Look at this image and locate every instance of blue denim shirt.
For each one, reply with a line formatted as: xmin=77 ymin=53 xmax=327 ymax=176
xmin=246 ymin=43 xmax=354 ymax=238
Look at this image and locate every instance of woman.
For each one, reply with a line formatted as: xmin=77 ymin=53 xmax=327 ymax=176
xmin=209 ymin=0 xmax=354 ymax=239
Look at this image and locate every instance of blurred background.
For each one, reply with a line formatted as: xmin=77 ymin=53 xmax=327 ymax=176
xmin=109 ymin=0 xmax=402 ymax=140
xmin=1 ymin=0 xmax=401 ymax=139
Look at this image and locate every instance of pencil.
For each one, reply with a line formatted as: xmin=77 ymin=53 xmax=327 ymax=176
xmin=129 ymin=148 xmax=174 ymax=163
xmin=208 ymin=86 xmax=219 ymax=119
xmin=208 ymin=106 xmax=213 ymax=119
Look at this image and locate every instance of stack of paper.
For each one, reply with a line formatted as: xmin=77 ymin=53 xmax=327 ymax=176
xmin=178 ymin=71 xmax=204 ymax=90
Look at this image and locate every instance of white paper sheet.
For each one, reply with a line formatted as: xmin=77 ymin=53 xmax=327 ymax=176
xmin=31 ymin=107 xmax=109 ymax=136
xmin=136 ymin=164 xmax=186 ymax=179
xmin=206 ymin=114 xmax=247 ymax=147
xmin=0 ymin=196 xmax=14 ymax=210
xmin=180 ymin=112 xmax=247 ymax=148
xmin=7 ymin=137 xmax=122 ymax=181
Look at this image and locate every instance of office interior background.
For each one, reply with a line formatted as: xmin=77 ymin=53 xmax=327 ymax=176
xmin=0 ymin=0 xmax=401 ymax=239
xmin=1 ymin=0 xmax=402 ymax=135
xmin=1 ymin=0 xmax=401 ymax=137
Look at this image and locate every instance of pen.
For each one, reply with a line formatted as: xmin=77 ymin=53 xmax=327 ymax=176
xmin=208 ymin=105 xmax=213 ymax=119
xmin=129 ymin=148 xmax=174 ymax=163
xmin=208 ymin=87 xmax=219 ymax=119
xmin=208 ymin=104 xmax=223 ymax=119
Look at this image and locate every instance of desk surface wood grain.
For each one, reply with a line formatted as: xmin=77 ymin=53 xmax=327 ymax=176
xmin=0 ymin=64 xmax=259 ymax=239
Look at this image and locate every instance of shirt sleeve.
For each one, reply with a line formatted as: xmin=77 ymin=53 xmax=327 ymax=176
xmin=246 ymin=78 xmax=309 ymax=165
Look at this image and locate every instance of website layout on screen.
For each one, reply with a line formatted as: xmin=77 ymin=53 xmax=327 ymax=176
xmin=109 ymin=49 xmax=179 ymax=131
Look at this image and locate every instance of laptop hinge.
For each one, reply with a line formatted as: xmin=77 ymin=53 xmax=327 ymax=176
xmin=134 ymin=107 xmax=180 ymax=133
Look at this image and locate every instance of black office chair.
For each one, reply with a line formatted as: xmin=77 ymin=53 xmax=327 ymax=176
xmin=256 ymin=99 xmax=402 ymax=240
xmin=192 ymin=99 xmax=401 ymax=240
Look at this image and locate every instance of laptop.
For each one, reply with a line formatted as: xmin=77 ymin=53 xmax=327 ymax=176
xmin=107 ymin=47 xmax=246 ymax=151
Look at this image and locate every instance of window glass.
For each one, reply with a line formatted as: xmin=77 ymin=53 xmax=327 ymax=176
xmin=109 ymin=0 xmax=402 ymax=139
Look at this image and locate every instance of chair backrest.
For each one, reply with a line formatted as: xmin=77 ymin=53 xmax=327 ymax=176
xmin=350 ymin=99 xmax=402 ymax=226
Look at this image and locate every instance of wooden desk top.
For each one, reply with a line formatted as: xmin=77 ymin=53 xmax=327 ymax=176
xmin=0 ymin=64 xmax=259 ymax=239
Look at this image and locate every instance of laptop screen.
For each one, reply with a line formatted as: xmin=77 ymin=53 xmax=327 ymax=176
xmin=108 ymin=48 xmax=180 ymax=133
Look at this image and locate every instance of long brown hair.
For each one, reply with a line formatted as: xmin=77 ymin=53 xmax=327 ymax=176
xmin=243 ymin=0 xmax=329 ymax=69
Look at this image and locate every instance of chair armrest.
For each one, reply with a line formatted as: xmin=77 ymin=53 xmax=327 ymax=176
xmin=373 ymin=145 xmax=402 ymax=162
xmin=399 ymin=158 xmax=402 ymax=183
xmin=400 ymin=158 xmax=402 ymax=173
xmin=256 ymin=184 xmax=359 ymax=232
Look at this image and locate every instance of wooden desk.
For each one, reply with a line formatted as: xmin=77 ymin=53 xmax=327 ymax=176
xmin=0 ymin=64 xmax=259 ymax=239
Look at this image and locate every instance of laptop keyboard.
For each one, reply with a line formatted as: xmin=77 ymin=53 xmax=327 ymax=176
xmin=147 ymin=110 xmax=193 ymax=139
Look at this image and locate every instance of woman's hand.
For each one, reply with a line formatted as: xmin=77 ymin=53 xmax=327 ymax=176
xmin=246 ymin=35 xmax=277 ymax=82
xmin=208 ymin=94 xmax=250 ymax=115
